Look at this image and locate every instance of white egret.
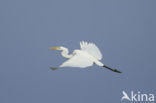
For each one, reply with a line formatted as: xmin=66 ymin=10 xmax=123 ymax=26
xmin=49 ymin=41 xmax=121 ymax=73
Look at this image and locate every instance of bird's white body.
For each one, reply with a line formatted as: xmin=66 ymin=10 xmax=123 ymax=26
xmin=56 ymin=41 xmax=104 ymax=68
xmin=49 ymin=41 xmax=121 ymax=73
xmin=59 ymin=49 xmax=103 ymax=68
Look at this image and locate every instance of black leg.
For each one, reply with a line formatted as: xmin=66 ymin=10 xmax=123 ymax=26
xmin=103 ymin=65 xmax=121 ymax=73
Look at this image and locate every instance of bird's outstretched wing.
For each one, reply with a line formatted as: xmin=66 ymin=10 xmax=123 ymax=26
xmin=59 ymin=52 xmax=93 ymax=68
xmin=80 ymin=41 xmax=102 ymax=60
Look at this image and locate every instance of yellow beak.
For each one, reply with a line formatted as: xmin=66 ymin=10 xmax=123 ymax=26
xmin=49 ymin=47 xmax=60 ymax=50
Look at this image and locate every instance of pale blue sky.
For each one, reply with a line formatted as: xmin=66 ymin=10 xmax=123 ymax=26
xmin=0 ymin=0 xmax=156 ymax=103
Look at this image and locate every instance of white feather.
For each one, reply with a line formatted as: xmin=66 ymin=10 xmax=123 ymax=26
xmin=59 ymin=50 xmax=94 ymax=68
xmin=80 ymin=41 xmax=102 ymax=60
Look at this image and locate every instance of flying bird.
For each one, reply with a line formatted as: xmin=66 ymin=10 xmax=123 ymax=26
xmin=49 ymin=41 xmax=121 ymax=73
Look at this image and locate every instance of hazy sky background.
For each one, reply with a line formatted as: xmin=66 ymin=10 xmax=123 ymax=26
xmin=0 ymin=0 xmax=156 ymax=103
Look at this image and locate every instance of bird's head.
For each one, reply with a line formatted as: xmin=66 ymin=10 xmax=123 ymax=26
xmin=49 ymin=46 xmax=70 ymax=58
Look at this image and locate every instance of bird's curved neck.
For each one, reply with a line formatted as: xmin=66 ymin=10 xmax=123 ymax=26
xmin=61 ymin=48 xmax=73 ymax=58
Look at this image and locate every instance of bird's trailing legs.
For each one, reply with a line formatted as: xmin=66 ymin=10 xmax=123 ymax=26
xmin=103 ymin=65 xmax=121 ymax=73
xmin=50 ymin=65 xmax=121 ymax=73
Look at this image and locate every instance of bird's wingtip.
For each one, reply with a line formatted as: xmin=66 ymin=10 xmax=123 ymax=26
xmin=50 ymin=67 xmax=58 ymax=71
